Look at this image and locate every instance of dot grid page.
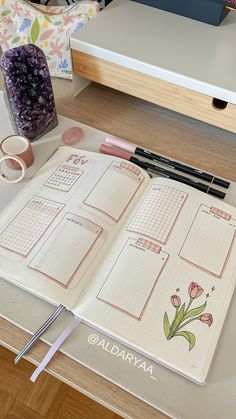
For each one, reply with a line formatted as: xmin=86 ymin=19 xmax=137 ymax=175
xmin=127 ymin=185 xmax=187 ymax=243
xmin=0 ymin=197 xmax=64 ymax=256
xmin=44 ymin=165 xmax=83 ymax=192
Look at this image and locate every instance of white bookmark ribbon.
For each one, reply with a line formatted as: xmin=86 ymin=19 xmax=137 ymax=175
xmin=30 ymin=316 xmax=82 ymax=382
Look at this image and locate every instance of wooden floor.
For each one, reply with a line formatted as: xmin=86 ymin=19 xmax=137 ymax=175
xmin=0 ymin=346 xmax=120 ymax=419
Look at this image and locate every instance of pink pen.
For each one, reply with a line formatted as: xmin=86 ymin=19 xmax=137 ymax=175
xmin=99 ymin=143 xmax=225 ymax=199
xmin=105 ymin=135 xmax=229 ymax=189
xmin=105 ymin=135 xmax=137 ymax=154
xmin=99 ymin=144 xmax=133 ymax=160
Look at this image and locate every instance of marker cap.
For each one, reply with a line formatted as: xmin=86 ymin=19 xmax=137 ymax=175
xmin=105 ymin=135 xmax=136 ymax=154
xmin=99 ymin=144 xmax=132 ymax=161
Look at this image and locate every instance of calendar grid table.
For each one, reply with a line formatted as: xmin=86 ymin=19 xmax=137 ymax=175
xmin=44 ymin=165 xmax=83 ymax=192
xmin=127 ymin=185 xmax=187 ymax=243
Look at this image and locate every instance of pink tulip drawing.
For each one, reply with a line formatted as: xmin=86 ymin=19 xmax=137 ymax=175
xmin=188 ymin=282 xmax=203 ymax=299
xmin=200 ymin=313 xmax=213 ymax=327
xmin=171 ymin=295 xmax=181 ymax=308
xmin=163 ymin=282 xmax=213 ymax=351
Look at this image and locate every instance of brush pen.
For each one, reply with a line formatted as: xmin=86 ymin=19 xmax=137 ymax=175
xmin=100 ymin=144 xmax=226 ymax=199
xmin=105 ymin=135 xmax=230 ymax=189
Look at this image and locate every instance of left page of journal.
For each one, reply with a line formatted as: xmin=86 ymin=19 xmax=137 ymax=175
xmin=0 ymin=146 xmax=149 ymax=309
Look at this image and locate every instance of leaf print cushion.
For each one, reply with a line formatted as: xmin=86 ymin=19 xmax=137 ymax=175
xmin=0 ymin=0 xmax=100 ymax=79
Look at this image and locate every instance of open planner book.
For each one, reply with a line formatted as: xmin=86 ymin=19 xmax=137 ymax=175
xmin=0 ymin=146 xmax=236 ymax=384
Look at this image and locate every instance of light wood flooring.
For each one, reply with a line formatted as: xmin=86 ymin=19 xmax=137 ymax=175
xmin=0 ymin=346 xmax=120 ymax=419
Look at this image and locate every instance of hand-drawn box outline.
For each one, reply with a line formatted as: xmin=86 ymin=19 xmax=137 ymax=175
xmin=97 ymin=237 xmax=169 ymax=319
xmin=83 ymin=161 xmax=145 ymax=222
xmin=126 ymin=184 xmax=188 ymax=244
xmin=0 ymin=196 xmax=64 ymax=257
xmin=43 ymin=164 xmax=84 ymax=192
xmin=28 ymin=212 xmax=103 ymax=288
xmin=178 ymin=204 xmax=236 ymax=278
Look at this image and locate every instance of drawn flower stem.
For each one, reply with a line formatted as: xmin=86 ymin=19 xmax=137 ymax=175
xmin=185 ymin=297 xmax=193 ymax=314
xmin=173 ymin=316 xmax=201 ymax=334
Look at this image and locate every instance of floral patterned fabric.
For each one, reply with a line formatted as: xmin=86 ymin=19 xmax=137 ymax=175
xmin=0 ymin=0 xmax=100 ymax=78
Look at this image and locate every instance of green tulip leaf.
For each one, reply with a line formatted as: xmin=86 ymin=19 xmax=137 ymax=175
xmin=163 ymin=312 xmax=170 ymax=338
xmin=174 ymin=331 xmax=196 ymax=351
xmin=170 ymin=303 xmax=185 ymax=333
xmin=54 ymin=21 xmax=62 ymax=26
xmin=31 ymin=18 xmax=40 ymax=43
xmin=184 ymin=301 xmax=207 ymax=321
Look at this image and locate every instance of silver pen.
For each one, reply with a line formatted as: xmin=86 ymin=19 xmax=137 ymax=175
xmin=15 ymin=304 xmax=66 ymax=364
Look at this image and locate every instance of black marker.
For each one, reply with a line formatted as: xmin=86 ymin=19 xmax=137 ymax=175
xmin=105 ymin=136 xmax=230 ymax=189
xmin=100 ymin=144 xmax=226 ymax=200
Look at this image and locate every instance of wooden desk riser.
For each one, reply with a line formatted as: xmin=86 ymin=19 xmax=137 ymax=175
xmin=0 ymin=78 xmax=236 ymax=419
xmin=70 ymin=0 xmax=236 ymax=135
xmin=72 ymin=49 xmax=236 ymax=134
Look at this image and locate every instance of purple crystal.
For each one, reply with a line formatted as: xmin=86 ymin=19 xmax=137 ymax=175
xmin=0 ymin=44 xmax=58 ymax=141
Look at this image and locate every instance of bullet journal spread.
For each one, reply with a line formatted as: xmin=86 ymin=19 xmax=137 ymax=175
xmin=0 ymin=146 xmax=236 ymax=384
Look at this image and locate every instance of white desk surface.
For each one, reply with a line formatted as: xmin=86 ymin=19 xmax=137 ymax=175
xmin=1 ymin=90 xmax=236 ymax=418
xmin=70 ymin=0 xmax=236 ymax=104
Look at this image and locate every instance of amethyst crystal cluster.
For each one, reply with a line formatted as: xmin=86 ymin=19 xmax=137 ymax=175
xmin=0 ymin=44 xmax=58 ymax=141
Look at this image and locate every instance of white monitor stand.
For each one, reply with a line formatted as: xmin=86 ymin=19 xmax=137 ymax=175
xmin=70 ymin=0 xmax=236 ymax=133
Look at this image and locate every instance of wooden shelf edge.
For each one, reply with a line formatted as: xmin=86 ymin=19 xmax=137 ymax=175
xmin=72 ymin=49 xmax=236 ymax=134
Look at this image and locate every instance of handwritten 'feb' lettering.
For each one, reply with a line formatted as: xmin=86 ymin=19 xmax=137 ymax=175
xmin=66 ymin=154 xmax=88 ymax=165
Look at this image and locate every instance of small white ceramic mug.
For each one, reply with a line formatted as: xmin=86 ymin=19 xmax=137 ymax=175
xmin=0 ymin=135 xmax=34 ymax=184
